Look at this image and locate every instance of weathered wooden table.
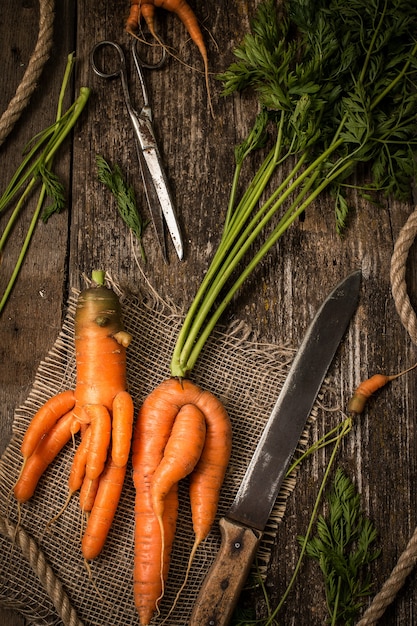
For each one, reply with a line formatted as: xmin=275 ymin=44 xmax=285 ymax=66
xmin=2 ymin=1 xmax=417 ymax=625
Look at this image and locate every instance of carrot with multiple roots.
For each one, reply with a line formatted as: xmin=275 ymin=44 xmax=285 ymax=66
xmin=132 ymin=377 xmax=232 ymax=625
xmin=125 ymin=0 xmax=213 ymax=117
xmin=13 ymin=269 xmax=134 ymax=560
xmin=348 ymin=362 xmax=417 ymax=414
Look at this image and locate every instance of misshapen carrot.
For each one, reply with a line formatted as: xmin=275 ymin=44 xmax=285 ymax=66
xmin=151 ymin=403 xmax=206 ymax=518
xmin=112 ymin=390 xmax=134 ymax=467
xmin=83 ymin=404 xmax=112 ymax=481
xmin=189 ymin=391 xmax=232 ymax=546
xmin=126 ymin=0 xmax=213 ymax=116
xmin=132 ymin=376 xmax=231 ymax=624
xmin=134 ymin=484 xmax=179 ymax=626
xmin=162 ymin=381 xmax=232 ymax=620
xmin=68 ymin=426 xmax=91 ymax=494
xmin=13 ymin=270 xmax=134 ymax=559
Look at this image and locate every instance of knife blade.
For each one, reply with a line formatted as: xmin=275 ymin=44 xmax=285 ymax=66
xmin=190 ymin=270 xmax=361 ymax=626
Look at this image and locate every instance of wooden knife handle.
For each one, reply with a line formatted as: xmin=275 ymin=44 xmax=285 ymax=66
xmin=190 ymin=517 xmax=262 ymax=626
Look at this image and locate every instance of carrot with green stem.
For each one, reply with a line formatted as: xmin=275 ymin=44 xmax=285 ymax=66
xmin=13 ymin=270 xmax=134 ymax=559
xmin=348 ymin=363 xmax=417 ymax=414
xmin=125 ymin=0 xmax=213 ymax=117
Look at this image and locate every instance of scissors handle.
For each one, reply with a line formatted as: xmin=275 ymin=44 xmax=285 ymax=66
xmin=130 ymin=36 xmax=166 ymax=71
xmin=90 ymin=40 xmax=127 ymax=80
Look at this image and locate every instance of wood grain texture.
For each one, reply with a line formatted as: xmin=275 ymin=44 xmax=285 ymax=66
xmin=1 ymin=1 xmax=417 ymax=625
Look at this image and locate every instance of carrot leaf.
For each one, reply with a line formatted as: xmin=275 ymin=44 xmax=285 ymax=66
xmin=96 ymin=154 xmax=148 ymax=262
xmin=298 ymin=468 xmax=380 ymax=626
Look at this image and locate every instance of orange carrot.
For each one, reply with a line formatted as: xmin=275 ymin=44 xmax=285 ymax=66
xmin=81 ymin=457 xmax=127 ymax=560
xmin=112 ymin=390 xmax=134 ymax=467
xmin=126 ymin=0 xmax=213 ymax=116
xmin=132 ymin=376 xmax=231 ymax=624
xmin=79 ymin=476 xmax=100 ymax=513
xmin=134 ymin=482 xmax=179 ymax=626
xmin=68 ymin=426 xmax=91 ymax=494
xmin=151 ymin=403 xmax=206 ymax=518
xmin=14 ymin=270 xmax=134 ymax=558
xmin=83 ymin=405 xmax=112 ymax=481
xmin=348 ymin=363 xmax=417 ymax=414
xmin=20 ymin=390 xmax=76 ymax=460
xmin=14 ymin=410 xmax=80 ymax=502
xmin=132 ymin=387 xmax=179 ymax=625
xmin=163 ymin=382 xmax=232 ymax=619
xmin=188 ymin=390 xmax=232 ymax=547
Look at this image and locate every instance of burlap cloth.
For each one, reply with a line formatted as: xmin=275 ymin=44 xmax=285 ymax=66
xmin=0 ymin=278 xmax=328 ymax=625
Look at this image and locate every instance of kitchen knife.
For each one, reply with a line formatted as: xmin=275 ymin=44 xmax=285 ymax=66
xmin=190 ymin=270 xmax=361 ymax=626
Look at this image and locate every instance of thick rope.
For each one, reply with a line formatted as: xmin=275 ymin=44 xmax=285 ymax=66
xmin=357 ymin=205 xmax=417 ymax=625
xmin=390 ymin=208 xmax=417 ymax=344
xmin=0 ymin=0 xmax=55 ymax=147
xmin=357 ymin=526 xmax=417 ymax=625
xmin=0 ymin=514 xmax=84 ymax=626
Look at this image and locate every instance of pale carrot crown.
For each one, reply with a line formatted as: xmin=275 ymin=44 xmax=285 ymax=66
xmin=75 ymin=284 xmax=125 ymax=340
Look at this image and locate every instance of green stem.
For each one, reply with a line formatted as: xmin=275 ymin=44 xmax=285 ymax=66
xmin=92 ymin=269 xmax=106 ymax=286
xmin=0 ymin=125 xmax=55 ymax=212
xmin=0 ymin=88 xmax=90 ymax=254
xmin=370 ymin=40 xmax=417 ymax=112
xmin=0 ymin=55 xmax=90 ymax=316
xmin=358 ymin=0 xmax=388 ymax=86
xmin=170 ymin=144 xmax=281 ymax=375
xmin=264 ymin=417 xmax=353 ymax=625
xmin=171 ymin=115 xmax=289 ymax=375
xmin=172 ymin=138 xmax=348 ymax=377
xmin=0 ymin=187 xmax=47 ymax=314
xmin=0 ymin=179 xmax=37 ymax=252
xmin=180 ymin=165 xmax=319 ymax=375
xmin=330 ymin=577 xmax=343 ymax=626
xmin=0 ymin=53 xmax=76 ymax=213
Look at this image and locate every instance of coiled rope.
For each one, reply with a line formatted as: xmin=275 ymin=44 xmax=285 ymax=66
xmin=357 ymin=205 xmax=417 ymax=625
xmin=0 ymin=0 xmax=55 ymax=147
xmin=0 ymin=516 xmax=84 ymax=626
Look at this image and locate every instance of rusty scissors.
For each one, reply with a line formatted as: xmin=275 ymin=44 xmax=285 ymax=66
xmin=91 ymin=38 xmax=183 ymax=262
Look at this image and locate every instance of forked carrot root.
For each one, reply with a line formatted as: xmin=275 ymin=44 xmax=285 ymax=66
xmin=132 ymin=377 xmax=231 ymax=625
xmin=13 ymin=270 xmax=134 ymax=560
xmin=126 ymin=0 xmax=214 ymax=117
xmin=348 ymin=362 xmax=417 ymax=414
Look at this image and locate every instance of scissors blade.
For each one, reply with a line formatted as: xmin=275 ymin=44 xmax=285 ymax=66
xmin=135 ymin=140 xmax=168 ymax=263
xmin=137 ymin=115 xmax=184 ymax=260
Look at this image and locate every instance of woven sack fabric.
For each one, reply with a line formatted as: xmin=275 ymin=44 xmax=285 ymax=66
xmin=0 ymin=280 xmax=322 ymax=626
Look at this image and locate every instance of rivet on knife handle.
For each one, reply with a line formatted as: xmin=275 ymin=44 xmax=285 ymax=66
xmin=189 ymin=518 xmax=262 ymax=626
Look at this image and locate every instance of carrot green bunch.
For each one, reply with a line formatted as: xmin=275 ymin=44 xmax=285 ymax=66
xmin=170 ymin=0 xmax=417 ymax=379
xmin=0 ymin=54 xmax=90 ymax=315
